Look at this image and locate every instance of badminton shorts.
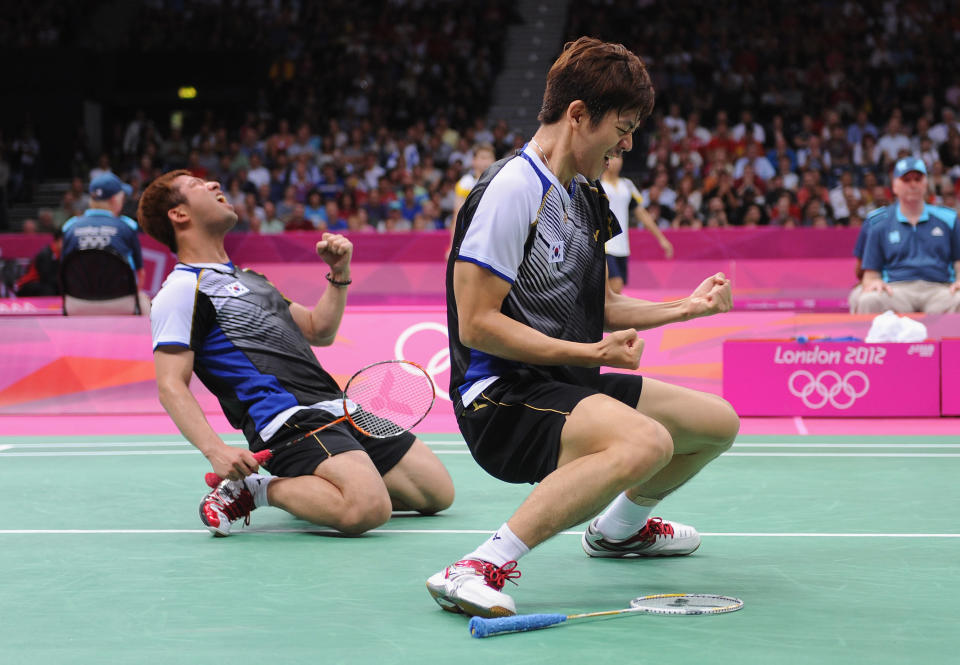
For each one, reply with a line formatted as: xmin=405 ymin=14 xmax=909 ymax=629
xmin=454 ymin=372 xmax=644 ymax=484
xmin=606 ymin=254 xmax=628 ymax=283
xmin=251 ymin=408 xmax=415 ymax=478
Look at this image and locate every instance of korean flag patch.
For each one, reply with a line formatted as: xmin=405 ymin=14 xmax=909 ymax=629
xmin=224 ymin=281 xmax=250 ymax=297
xmin=548 ymin=240 xmax=565 ymax=264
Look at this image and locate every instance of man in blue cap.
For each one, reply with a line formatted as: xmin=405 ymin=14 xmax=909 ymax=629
xmin=62 ymin=173 xmax=149 ymax=313
xmin=849 ymin=157 xmax=960 ymax=313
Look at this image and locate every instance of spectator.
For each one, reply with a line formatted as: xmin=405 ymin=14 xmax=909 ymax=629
xmin=378 ymin=201 xmax=411 ymax=232
xmin=304 ymin=191 xmax=326 ymax=228
xmin=284 ymin=204 xmax=315 ymax=232
xmin=849 ymin=158 xmax=960 ymax=313
xmin=929 ymin=108 xmax=960 ymax=147
xmin=731 ymin=109 xmax=766 ymax=146
xmin=15 ymin=227 xmax=62 ymax=296
xmin=259 ymin=201 xmax=286 ymax=234
xmin=51 ymin=191 xmax=81 ymax=229
xmin=769 ymin=192 xmax=801 ymax=227
xmin=451 ymin=143 xmax=496 ymax=224
xmin=246 ymin=153 xmax=271 ymax=191
xmin=847 ymin=110 xmax=878 ymax=147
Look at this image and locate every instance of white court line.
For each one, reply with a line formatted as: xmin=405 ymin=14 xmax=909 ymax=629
xmin=0 ymin=445 xmax=12 ymax=452
xmin=0 ymin=528 xmax=957 ymax=537
xmin=793 ymin=416 xmax=809 ymax=435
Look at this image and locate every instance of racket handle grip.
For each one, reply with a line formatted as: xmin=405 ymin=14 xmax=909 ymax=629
xmin=469 ymin=613 xmax=567 ymax=638
xmin=203 ymin=450 xmax=274 ymax=488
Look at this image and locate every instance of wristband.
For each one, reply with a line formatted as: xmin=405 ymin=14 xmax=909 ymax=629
xmin=326 ymin=272 xmax=352 ymax=287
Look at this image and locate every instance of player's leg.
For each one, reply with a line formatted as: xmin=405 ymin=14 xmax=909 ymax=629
xmin=606 ymin=254 xmax=626 ymax=294
xmin=267 ymin=450 xmax=393 ymax=534
xmin=198 ymin=447 xmax=391 ymax=537
xmin=211 ymin=413 xmax=396 ymax=535
xmin=509 ymin=393 xmax=673 ymax=546
xmin=628 ymin=378 xmax=739 ymax=499
xmin=428 ymin=388 xmax=673 ymax=617
xmin=381 ymin=437 xmax=455 ymax=514
xmin=583 ymin=377 xmax=738 ymax=557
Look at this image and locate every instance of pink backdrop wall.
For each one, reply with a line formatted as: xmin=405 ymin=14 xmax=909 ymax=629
xmin=1 ymin=311 xmax=957 ymax=429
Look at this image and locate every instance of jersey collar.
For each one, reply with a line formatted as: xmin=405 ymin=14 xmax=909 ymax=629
xmin=895 ymin=202 xmax=929 ymax=224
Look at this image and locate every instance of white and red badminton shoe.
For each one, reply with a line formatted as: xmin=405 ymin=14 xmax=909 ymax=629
xmin=426 ymin=559 xmax=521 ymax=618
xmin=581 ymin=517 xmax=701 ymax=557
xmin=199 ymin=478 xmax=256 ymax=537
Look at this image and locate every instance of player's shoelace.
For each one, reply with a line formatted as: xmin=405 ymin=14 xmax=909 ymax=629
xmin=639 ymin=517 xmax=674 ymax=540
xmin=474 ymin=560 xmax=521 ymax=591
xmin=211 ymin=484 xmax=254 ymax=526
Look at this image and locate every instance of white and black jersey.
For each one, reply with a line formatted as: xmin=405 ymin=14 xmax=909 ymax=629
xmin=151 ymin=262 xmax=342 ymax=444
xmin=446 ymin=144 xmax=621 ymax=405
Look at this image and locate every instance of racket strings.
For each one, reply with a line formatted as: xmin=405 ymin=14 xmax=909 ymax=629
xmin=344 ymin=361 xmax=435 ymax=437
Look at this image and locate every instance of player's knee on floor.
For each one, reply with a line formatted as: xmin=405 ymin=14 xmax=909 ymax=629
xmin=417 ymin=481 xmax=455 ymax=515
xmin=333 ymin=495 xmax=393 ymax=535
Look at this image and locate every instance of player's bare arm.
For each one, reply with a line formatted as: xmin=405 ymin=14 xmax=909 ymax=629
xmin=289 ymin=232 xmax=353 ymax=346
xmin=455 ymin=261 xmax=641 ymax=369
xmin=604 ymin=272 xmax=732 ymax=331
xmin=154 ymin=346 xmax=259 ymax=480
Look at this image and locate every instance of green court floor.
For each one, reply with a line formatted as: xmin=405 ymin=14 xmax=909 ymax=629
xmin=2 ymin=433 xmax=958 ymax=665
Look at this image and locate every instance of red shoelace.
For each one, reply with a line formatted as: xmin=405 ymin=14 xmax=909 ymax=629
xmin=640 ymin=517 xmax=675 ymax=539
xmin=213 ymin=486 xmax=255 ymax=524
xmin=456 ymin=559 xmax=522 ymax=590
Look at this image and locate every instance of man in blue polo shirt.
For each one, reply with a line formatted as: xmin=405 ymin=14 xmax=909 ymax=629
xmin=850 ymin=157 xmax=960 ymax=313
xmin=62 ymin=173 xmax=149 ymax=313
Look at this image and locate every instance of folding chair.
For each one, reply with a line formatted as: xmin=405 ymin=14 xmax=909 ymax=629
xmin=59 ymin=248 xmax=141 ymax=315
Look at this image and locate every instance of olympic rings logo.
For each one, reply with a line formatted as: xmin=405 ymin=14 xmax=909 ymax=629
xmin=394 ymin=322 xmax=451 ymax=401
xmin=787 ymin=370 xmax=870 ymax=410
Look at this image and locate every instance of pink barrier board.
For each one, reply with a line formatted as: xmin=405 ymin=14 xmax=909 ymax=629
xmin=0 ymin=227 xmax=861 ymax=263
xmin=723 ymin=340 xmax=942 ymax=417
xmin=942 ymin=339 xmax=960 ymax=416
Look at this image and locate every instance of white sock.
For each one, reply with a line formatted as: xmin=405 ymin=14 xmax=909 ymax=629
xmin=595 ymin=493 xmax=657 ymax=541
xmin=464 ymin=523 xmax=531 ymax=567
xmin=243 ymin=473 xmax=274 ymax=508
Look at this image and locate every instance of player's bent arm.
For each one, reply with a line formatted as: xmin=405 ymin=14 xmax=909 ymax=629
xmin=454 ymin=261 xmax=640 ymax=369
xmin=604 ymin=272 xmax=733 ymax=330
xmin=290 ymin=233 xmax=353 ymax=346
xmin=289 ymin=285 xmax=347 ymax=347
xmin=604 ymin=288 xmax=689 ymax=331
xmin=154 ymin=347 xmax=259 ymax=479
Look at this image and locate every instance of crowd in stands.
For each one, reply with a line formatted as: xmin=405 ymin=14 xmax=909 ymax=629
xmin=4 ymin=0 xmax=960 ymax=236
xmin=566 ymin=0 xmax=960 ymax=227
xmin=1 ymin=0 xmax=519 ymax=235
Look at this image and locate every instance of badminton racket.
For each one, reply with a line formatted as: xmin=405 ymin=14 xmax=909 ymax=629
xmin=205 ymin=359 xmax=435 ymax=487
xmin=469 ymin=594 xmax=743 ymax=638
